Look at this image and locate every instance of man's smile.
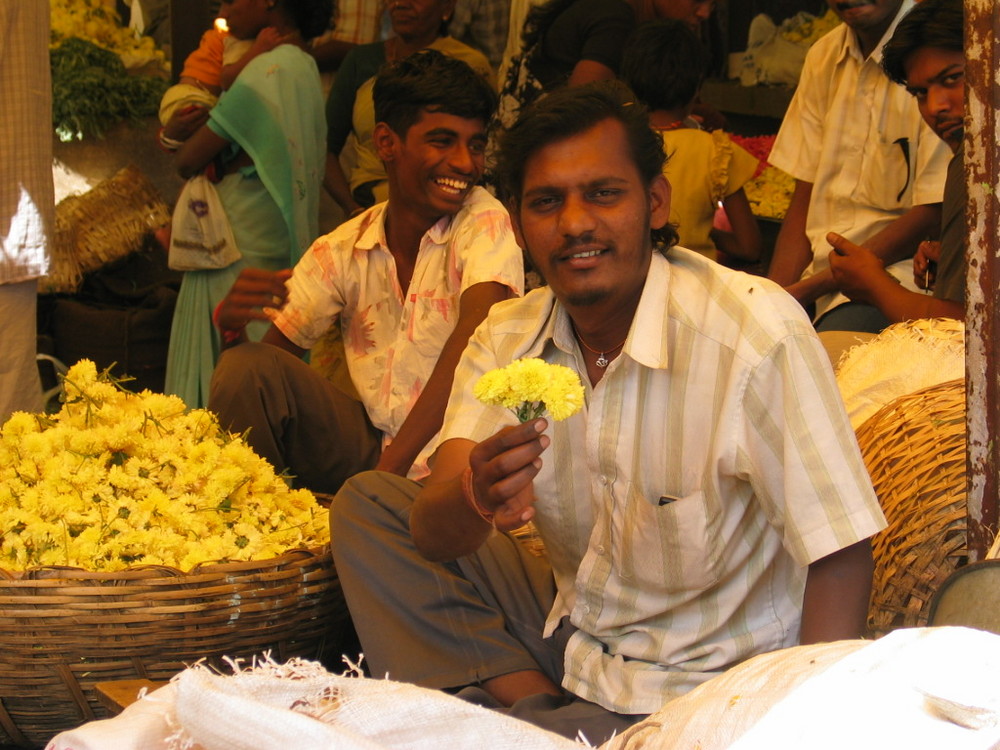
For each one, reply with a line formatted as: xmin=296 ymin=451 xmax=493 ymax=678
xmin=434 ymin=176 xmax=471 ymax=195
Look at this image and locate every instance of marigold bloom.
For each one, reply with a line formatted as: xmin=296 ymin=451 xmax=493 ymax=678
xmin=474 ymin=358 xmax=584 ymax=423
xmin=0 ymin=360 xmax=329 ymax=572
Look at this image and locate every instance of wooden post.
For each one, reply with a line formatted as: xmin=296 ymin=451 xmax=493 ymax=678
xmin=964 ymin=0 xmax=1000 ymax=560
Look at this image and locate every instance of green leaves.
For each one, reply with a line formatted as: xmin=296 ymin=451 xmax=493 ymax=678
xmin=50 ymin=37 xmax=169 ymax=142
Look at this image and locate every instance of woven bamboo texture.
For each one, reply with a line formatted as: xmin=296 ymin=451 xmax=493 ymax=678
xmin=0 ymin=545 xmax=345 ymax=748
xmin=40 ymin=164 xmax=170 ymax=294
xmin=856 ymin=378 xmax=967 ymax=638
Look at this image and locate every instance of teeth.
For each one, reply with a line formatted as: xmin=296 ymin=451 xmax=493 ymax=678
xmin=435 ymin=177 xmax=469 ymax=193
xmin=571 ymin=249 xmax=602 ymax=259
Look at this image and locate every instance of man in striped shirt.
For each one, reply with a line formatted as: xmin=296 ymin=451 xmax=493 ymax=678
xmin=331 ymin=81 xmax=887 ymax=743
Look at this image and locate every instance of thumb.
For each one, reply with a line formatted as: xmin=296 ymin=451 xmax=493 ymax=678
xmin=826 ymin=231 xmax=855 ymax=257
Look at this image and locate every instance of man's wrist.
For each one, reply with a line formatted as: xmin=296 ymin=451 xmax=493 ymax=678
xmin=461 ymin=467 xmax=495 ymax=528
xmin=212 ymin=300 xmax=247 ymax=348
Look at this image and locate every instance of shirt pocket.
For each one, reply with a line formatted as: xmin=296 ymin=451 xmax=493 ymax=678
xmin=409 ymin=295 xmax=457 ymax=357
xmin=857 ymin=134 xmax=914 ymax=210
xmin=616 ymin=484 xmax=723 ymax=595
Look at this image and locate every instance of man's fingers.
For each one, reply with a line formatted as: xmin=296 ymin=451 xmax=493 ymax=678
xmin=826 ymin=231 xmax=858 ymax=256
xmin=488 ymin=418 xmax=548 ymax=452
xmin=218 ymin=269 xmax=293 ymax=329
xmin=472 ymin=419 xmax=547 ymax=473
xmin=481 ymin=456 xmax=541 ymax=504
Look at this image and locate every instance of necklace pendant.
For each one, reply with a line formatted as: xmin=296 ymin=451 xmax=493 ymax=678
xmin=595 ymin=353 xmax=609 ymax=368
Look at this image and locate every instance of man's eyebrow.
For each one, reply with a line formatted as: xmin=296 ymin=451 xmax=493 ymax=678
xmin=422 ymin=127 xmax=459 ymax=138
xmin=908 ymin=62 xmax=965 ymax=93
xmin=521 ymin=176 xmax=630 ymax=199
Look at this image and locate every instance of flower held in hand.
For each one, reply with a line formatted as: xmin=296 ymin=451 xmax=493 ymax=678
xmin=473 ymin=358 xmax=584 ymax=422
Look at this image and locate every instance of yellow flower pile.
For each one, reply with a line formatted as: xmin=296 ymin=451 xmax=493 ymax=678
xmin=474 ymin=358 xmax=585 ymax=423
xmin=50 ymin=0 xmax=164 ymax=69
xmin=0 ymin=361 xmax=329 ymax=573
xmin=745 ymin=164 xmax=796 ymax=221
xmin=779 ymin=8 xmax=841 ymax=46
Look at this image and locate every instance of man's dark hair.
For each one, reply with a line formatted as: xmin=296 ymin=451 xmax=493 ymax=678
xmin=620 ymin=19 xmax=706 ymax=113
xmin=882 ymin=0 xmax=963 ymax=85
xmin=373 ymin=49 xmax=498 ymax=138
xmin=494 ymin=80 xmax=678 ymax=248
xmin=280 ymin=0 xmax=334 ymax=42
xmin=521 ymin=0 xmax=579 ymax=52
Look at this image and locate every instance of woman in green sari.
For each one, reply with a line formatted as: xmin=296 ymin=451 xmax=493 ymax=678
xmin=165 ymin=0 xmax=330 ymax=409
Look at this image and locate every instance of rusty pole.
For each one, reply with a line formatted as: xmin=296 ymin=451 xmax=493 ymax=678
xmin=964 ymin=0 xmax=1000 ymax=560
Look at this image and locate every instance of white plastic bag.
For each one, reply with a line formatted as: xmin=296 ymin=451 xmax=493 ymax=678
xmin=168 ymin=174 xmax=241 ymax=271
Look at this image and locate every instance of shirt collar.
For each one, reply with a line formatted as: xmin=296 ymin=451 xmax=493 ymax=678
xmin=352 ymin=197 xmax=462 ymax=254
xmin=837 ymin=0 xmax=913 ymax=65
xmin=547 ymin=251 xmax=672 ymax=371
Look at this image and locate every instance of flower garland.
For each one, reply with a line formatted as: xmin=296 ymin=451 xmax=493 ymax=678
xmin=473 ymin=358 xmax=584 ymax=423
xmin=0 ymin=360 xmax=329 ymax=572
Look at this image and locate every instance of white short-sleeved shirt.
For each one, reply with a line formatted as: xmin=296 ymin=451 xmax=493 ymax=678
xmin=769 ymin=0 xmax=951 ymax=320
xmin=273 ymin=186 xmax=524 ymax=478
xmin=441 ymin=249 xmax=886 ymax=714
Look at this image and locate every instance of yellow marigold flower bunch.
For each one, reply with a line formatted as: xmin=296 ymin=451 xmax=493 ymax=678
xmin=780 ymin=8 xmax=841 ymax=46
xmin=474 ymin=358 xmax=584 ymax=423
xmin=745 ymin=165 xmax=796 ymax=221
xmin=0 ymin=360 xmax=329 ymax=572
xmin=50 ymin=0 xmax=164 ymax=69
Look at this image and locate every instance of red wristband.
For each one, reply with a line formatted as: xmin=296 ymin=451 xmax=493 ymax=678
xmin=461 ymin=467 xmax=495 ymax=528
xmin=213 ymin=300 xmax=245 ymax=345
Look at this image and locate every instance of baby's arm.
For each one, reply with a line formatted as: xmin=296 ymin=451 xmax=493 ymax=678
xmin=178 ymin=74 xmax=221 ymax=98
xmin=219 ymin=27 xmax=289 ymax=90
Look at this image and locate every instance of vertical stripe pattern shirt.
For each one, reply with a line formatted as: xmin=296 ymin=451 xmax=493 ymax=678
xmin=440 ymin=249 xmax=886 ymax=714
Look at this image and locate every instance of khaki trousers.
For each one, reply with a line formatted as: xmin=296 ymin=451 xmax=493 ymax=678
xmin=330 ymin=470 xmax=646 ymax=743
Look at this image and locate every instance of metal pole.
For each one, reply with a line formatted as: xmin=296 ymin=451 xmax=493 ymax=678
xmin=964 ymin=0 xmax=999 ymax=560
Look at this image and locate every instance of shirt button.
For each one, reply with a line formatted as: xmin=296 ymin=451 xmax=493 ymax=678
xmin=596 ymin=545 xmax=606 ymax=555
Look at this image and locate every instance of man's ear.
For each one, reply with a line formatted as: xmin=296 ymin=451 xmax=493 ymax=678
xmin=373 ymin=122 xmax=399 ymax=163
xmin=648 ymin=174 xmax=671 ymax=231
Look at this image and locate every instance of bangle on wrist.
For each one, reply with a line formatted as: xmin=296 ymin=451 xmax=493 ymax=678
xmin=158 ymin=127 xmax=184 ymax=152
xmin=461 ymin=467 xmax=495 ymax=528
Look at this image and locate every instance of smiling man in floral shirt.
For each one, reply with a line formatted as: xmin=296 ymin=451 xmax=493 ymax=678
xmin=208 ymin=50 xmax=523 ymax=494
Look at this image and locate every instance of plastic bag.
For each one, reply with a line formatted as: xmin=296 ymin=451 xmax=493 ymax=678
xmin=168 ymin=174 xmax=241 ymax=271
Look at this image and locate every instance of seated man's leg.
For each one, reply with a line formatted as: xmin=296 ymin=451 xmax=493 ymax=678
xmin=331 ymin=470 xmax=560 ymax=688
xmin=814 ymin=301 xmax=891 ymax=334
xmin=209 ymin=342 xmax=381 ymax=494
xmin=330 ymin=471 xmax=646 ymax=744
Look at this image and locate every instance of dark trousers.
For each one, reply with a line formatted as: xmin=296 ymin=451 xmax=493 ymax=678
xmin=209 ymin=342 xmax=381 ymax=494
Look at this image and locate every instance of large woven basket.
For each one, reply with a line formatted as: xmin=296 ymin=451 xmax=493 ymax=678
xmin=856 ymin=378 xmax=968 ymax=637
xmin=0 ymin=545 xmax=346 ymax=748
xmin=40 ymin=164 xmax=171 ymax=294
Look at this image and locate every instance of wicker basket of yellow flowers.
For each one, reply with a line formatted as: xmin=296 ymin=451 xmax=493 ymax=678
xmin=0 ymin=361 xmax=343 ymax=748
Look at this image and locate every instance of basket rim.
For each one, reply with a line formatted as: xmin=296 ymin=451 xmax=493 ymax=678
xmin=0 ymin=543 xmax=330 ymax=583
